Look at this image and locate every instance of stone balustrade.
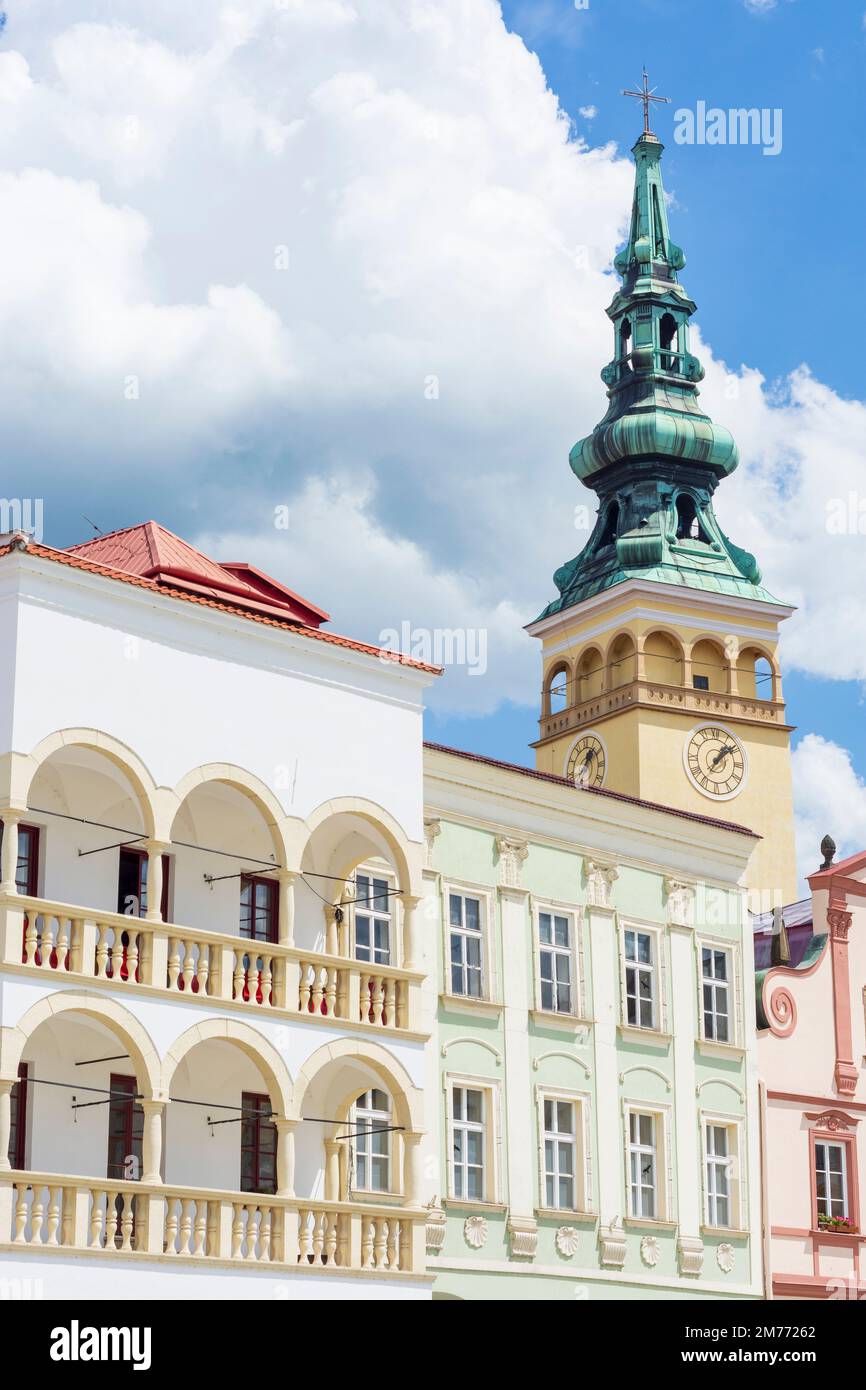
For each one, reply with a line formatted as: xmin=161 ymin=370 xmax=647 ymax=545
xmin=0 ymin=894 xmax=424 ymax=1035
xmin=1 ymin=1172 xmax=425 ymax=1276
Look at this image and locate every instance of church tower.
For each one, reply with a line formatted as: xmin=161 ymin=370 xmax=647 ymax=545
xmin=527 ymin=108 xmax=797 ymax=904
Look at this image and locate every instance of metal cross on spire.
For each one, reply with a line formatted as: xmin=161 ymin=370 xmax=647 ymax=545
xmin=622 ymin=67 xmax=670 ymax=136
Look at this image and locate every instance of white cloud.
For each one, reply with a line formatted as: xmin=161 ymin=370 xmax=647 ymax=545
xmin=0 ymin=0 xmax=862 ymax=731
xmin=578 ymin=104 xmax=597 ymax=120
xmin=792 ymin=734 xmax=866 ymax=889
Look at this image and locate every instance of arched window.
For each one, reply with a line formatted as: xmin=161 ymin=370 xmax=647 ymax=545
xmin=619 ymin=318 xmax=632 ymax=361
xmin=659 ymin=312 xmax=679 ymax=371
xmin=675 ymin=494 xmax=709 ymax=543
xmin=598 ymin=502 xmax=620 ymax=549
xmin=754 ymin=656 xmax=774 ymax=701
xmin=738 ymin=647 xmax=775 ymax=702
xmin=547 ymin=665 xmax=570 ymax=715
xmin=577 ymin=646 xmax=604 ymax=700
xmin=352 ymin=1089 xmax=391 ymax=1193
xmin=643 ymin=631 xmax=684 ymax=686
xmin=609 ymin=634 xmax=636 ymax=690
xmin=691 ymin=638 xmax=728 ymax=694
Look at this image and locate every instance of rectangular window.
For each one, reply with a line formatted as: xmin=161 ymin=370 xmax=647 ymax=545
xmin=239 ymin=875 xmax=278 ymax=944
xmin=538 ymin=911 xmax=573 ymax=1014
xmin=8 ymin=1062 xmax=28 ymax=1169
xmin=543 ymin=1098 xmax=576 ymax=1210
xmin=702 ymin=947 xmax=731 ymax=1042
xmin=355 ymin=873 xmax=391 ymax=965
xmin=449 ymin=892 xmax=484 ymax=998
xmin=240 ymin=1092 xmax=277 ymax=1195
xmin=452 ymin=1086 xmax=486 ymax=1200
xmin=628 ymin=1111 xmax=657 ymax=1219
xmin=117 ymin=847 xmax=170 ymax=920
xmin=815 ymin=1141 xmax=848 ymax=1221
xmin=16 ymin=825 xmax=40 ymax=896
xmin=705 ymin=1123 xmax=731 ymax=1227
xmin=692 ymin=675 xmax=710 ymax=691
xmin=106 ymin=1074 xmax=144 ymax=1183
xmin=353 ymin=1089 xmax=391 ymax=1193
xmin=624 ymin=929 xmax=656 ymax=1029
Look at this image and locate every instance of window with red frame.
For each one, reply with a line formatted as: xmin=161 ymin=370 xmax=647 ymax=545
xmin=106 ymin=1074 xmax=144 ymax=1182
xmin=117 ymin=847 xmax=170 ymax=920
xmin=239 ymin=875 xmax=278 ymax=943
xmin=0 ymin=821 xmax=40 ymax=894
xmin=240 ymin=1091 xmax=276 ymax=1194
xmin=8 ymin=1062 xmax=28 ymax=1169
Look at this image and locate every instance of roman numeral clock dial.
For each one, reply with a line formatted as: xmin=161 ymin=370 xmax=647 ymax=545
xmin=566 ymin=733 xmax=606 ymax=788
xmin=683 ymin=725 xmax=747 ymax=800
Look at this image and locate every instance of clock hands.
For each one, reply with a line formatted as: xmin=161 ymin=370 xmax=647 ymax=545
xmin=710 ymin=744 xmax=736 ymax=769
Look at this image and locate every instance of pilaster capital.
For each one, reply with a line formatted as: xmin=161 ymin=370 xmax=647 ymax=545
xmin=664 ymin=877 xmax=696 ymax=929
xmin=495 ymin=835 xmax=530 ymax=889
xmin=828 ymin=908 xmax=852 ymax=943
xmin=584 ymin=858 xmax=618 ymax=908
xmin=423 ymin=817 xmax=442 ymax=870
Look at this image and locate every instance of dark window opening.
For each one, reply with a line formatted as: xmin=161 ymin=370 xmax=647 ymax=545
xmin=106 ymin=1074 xmax=144 ymax=1183
xmin=692 ymin=675 xmax=710 ymax=691
xmin=117 ymin=847 xmax=170 ymax=920
xmin=598 ymin=503 xmax=620 ymax=549
xmin=8 ymin=1061 xmax=28 ymax=1169
xmin=240 ymin=875 xmax=278 ymax=944
xmin=241 ymin=1091 xmax=276 ymax=1195
xmin=0 ymin=822 xmax=40 ymax=896
xmin=619 ymin=318 xmax=632 ymax=361
xmin=659 ymin=313 xmax=679 ymax=370
xmin=675 ymin=495 xmax=709 ymax=543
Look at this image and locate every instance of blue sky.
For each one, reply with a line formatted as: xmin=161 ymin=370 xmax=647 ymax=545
xmin=1 ymin=1 xmax=865 ymax=865
xmin=432 ymin=0 xmax=866 ymax=779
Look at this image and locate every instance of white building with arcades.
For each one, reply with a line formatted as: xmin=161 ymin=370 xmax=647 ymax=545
xmin=0 ymin=521 xmax=439 ymax=1300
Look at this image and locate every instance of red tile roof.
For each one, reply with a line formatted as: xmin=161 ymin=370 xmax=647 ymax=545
xmin=67 ymin=521 xmax=329 ymax=627
xmin=0 ymin=534 xmax=441 ymax=674
xmin=424 ymin=741 xmax=758 ymax=837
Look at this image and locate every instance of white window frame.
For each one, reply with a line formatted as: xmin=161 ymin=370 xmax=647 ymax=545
xmin=444 ymin=1074 xmax=501 ymax=1204
xmin=351 ymin=1088 xmax=392 ymax=1195
xmin=443 ymin=882 xmax=496 ymax=1003
xmin=533 ymin=902 xmax=582 ymax=1016
xmin=815 ymin=1139 xmax=849 ymax=1221
xmin=535 ymin=1086 xmax=591 ymax=1213
xmin=619 ymin=920 xmax=666 ymax=1032
xmin=353 ymin=866 xmax=396 ymax=967
xmin=700 ymin=1112 xmax=745 ymax=1230
xmin=696 ymin=937 xmax=741 ymax=1047
xmin=623 ymin=1102 xmax=672 ymax=1223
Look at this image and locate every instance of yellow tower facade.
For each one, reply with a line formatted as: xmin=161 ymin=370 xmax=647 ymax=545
xmin=529 ymin=128 xmax=797 ymax=904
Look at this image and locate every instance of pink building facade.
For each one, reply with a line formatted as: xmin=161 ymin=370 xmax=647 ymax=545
xmin=756 ymin=851 xmax=866 ymax=1299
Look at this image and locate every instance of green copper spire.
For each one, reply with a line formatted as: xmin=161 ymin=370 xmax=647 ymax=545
xmin=537 ymin=101 xmax=777 ymax=622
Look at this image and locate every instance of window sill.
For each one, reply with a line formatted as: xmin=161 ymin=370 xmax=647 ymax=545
xmin=812 ymin=1227 xmax=864 ymax=1243
xmin=700 ymin=1224 xmax=747 ymax=1238
xmin=696 ymin=1038 xmax=745 ymax=1060
xmin=444 ymin=1198 xmax=508 ymax=1214
xmin=623 ymin=1217 xmax=678 ymax=1232
xmin=617 ymin=1024 xmax=672 ymax=1046
xmin=529 ymin=1009 xmax=592 ymax=1033
xmin=439 ymin=993 xmax=503 ymax=1020
xmin=535 ymin=1207 xmax=598 ymax=1225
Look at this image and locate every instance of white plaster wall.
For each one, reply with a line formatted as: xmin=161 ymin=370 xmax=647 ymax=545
xmin=0 ymin=1252 xmax=431 ymax=1299
xmin=6 ymin=558 xmax=431 ymax=842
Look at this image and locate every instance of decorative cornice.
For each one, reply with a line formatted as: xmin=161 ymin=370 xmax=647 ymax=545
xmin=804 ymin=1109 xmax=860 ymax=1132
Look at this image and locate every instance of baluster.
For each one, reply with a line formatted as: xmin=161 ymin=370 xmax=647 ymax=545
xmin=167 ymin=939 xmax=182 ymax=991
xmin=30 ymin=1187 xmax=45 ymax=1243
xmin=46 ymin=1186 xmax=62 ymax=1246
xmin=23 ymin=915 xmax=38 ymax=966
xmin=386 ymin=1218 xmax=399 ymax=1270
xmin=299 ymin=964 xmax=312 ymax=1013
xmin=105 ymin=1191 xmax=121 ymax=1249
xmin=138 ymin=929 xmax=151 ymax=985
xmin=56 ymin=920 xmax=70 ymax=972
xmin=245 ymin=1205 xmax=260 ymax=1260
xmin=61 ymin=1188 xmax=75 ymax=1247
xmin=120 ymin=1193 xmax=134 ymax=1251
xmin=206 ymin=1202 xmax=219 ymax=1259
xmin=231 ymin=1203 xmax=245 ymax=1260
xmin=89 ymin=1192 xmax=104 ymax=1249
xmin=195 ymin=944 xmax=210 ymax=996
xmin=384 ymin=977 xmax=396 ymax=1028
xmin=370 ymin=976 xmax=385 ymax=1026
xmin=324 ymin=1212 xmax=338 ymax=1265
xmin=260 ymin=955 xmax=272 ymax=1008
xmin=324 ymin=968 xmax=337 ymax=1017
xmin=125 ymin=931 xmax=139 ymax=984
xmin=164 ymin=1198 xmax=179 ymax=1255
xmin=374 ymin=1217 xmax=388 ymax=1269
xmin=298 ymin=1210 xmax=312 ymax=1263
xmin=259 ymin=1205 xmax=272 ymax=1261
xmin=179 ymin=1198 xmax=194 ymax=1255
xmin=232 ymin=954 xmax=246 ymax=1003
xmin=95 ymin=928 xmax=110 ymax=978
xmin=193 ymin=1201 xmax=208 ymax=1257
xmin=312 ymin=1210 xmax=325 ymax=1266
xmin=13 ymin=1184 xmax=29 ymax=1243
xmin=359 ymin=972 xmax=372 ymax=1023
xmin=181 ymin=942 xmax=195 ymax=993
xmin=335 ymin=1214 xmax=347 ymax=1267
xmin=311 ymin=967 xmax=324 ymax=1015
xmin=336 ymin=970 xmax=348 ymax=1018
xmin=39 ymin=917 xmax=53 ymax=970
xmin=361 ymin=1217 xmax=375 ymax=1268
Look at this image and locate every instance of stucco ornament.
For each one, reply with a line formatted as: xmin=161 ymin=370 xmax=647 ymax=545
xmin=717 ymin=1243 xmax=735 ymax=1274
xmin=495 ymin=835 xmax=529 ymax=889
xmin=555 ymin=1226 xmax=579 ymax=1258
xmin=584 ymin=858 xmax=618 ymax=908
xmin=664 ymin=877 xmax=695 ymax=928
xmin=463 ymin=1215 xmax=488 ymax=1249
xmin=640 ymin=1233 xmax=660 ymax=1268
xmin=425 ymin=1197 xmax=446 ymax=1252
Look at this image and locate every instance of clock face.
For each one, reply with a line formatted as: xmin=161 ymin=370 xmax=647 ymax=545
xmin=684 ymin=725 xmax=747 ymax=800
xmin=566 ymin=733 xmax=606 ymax=788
